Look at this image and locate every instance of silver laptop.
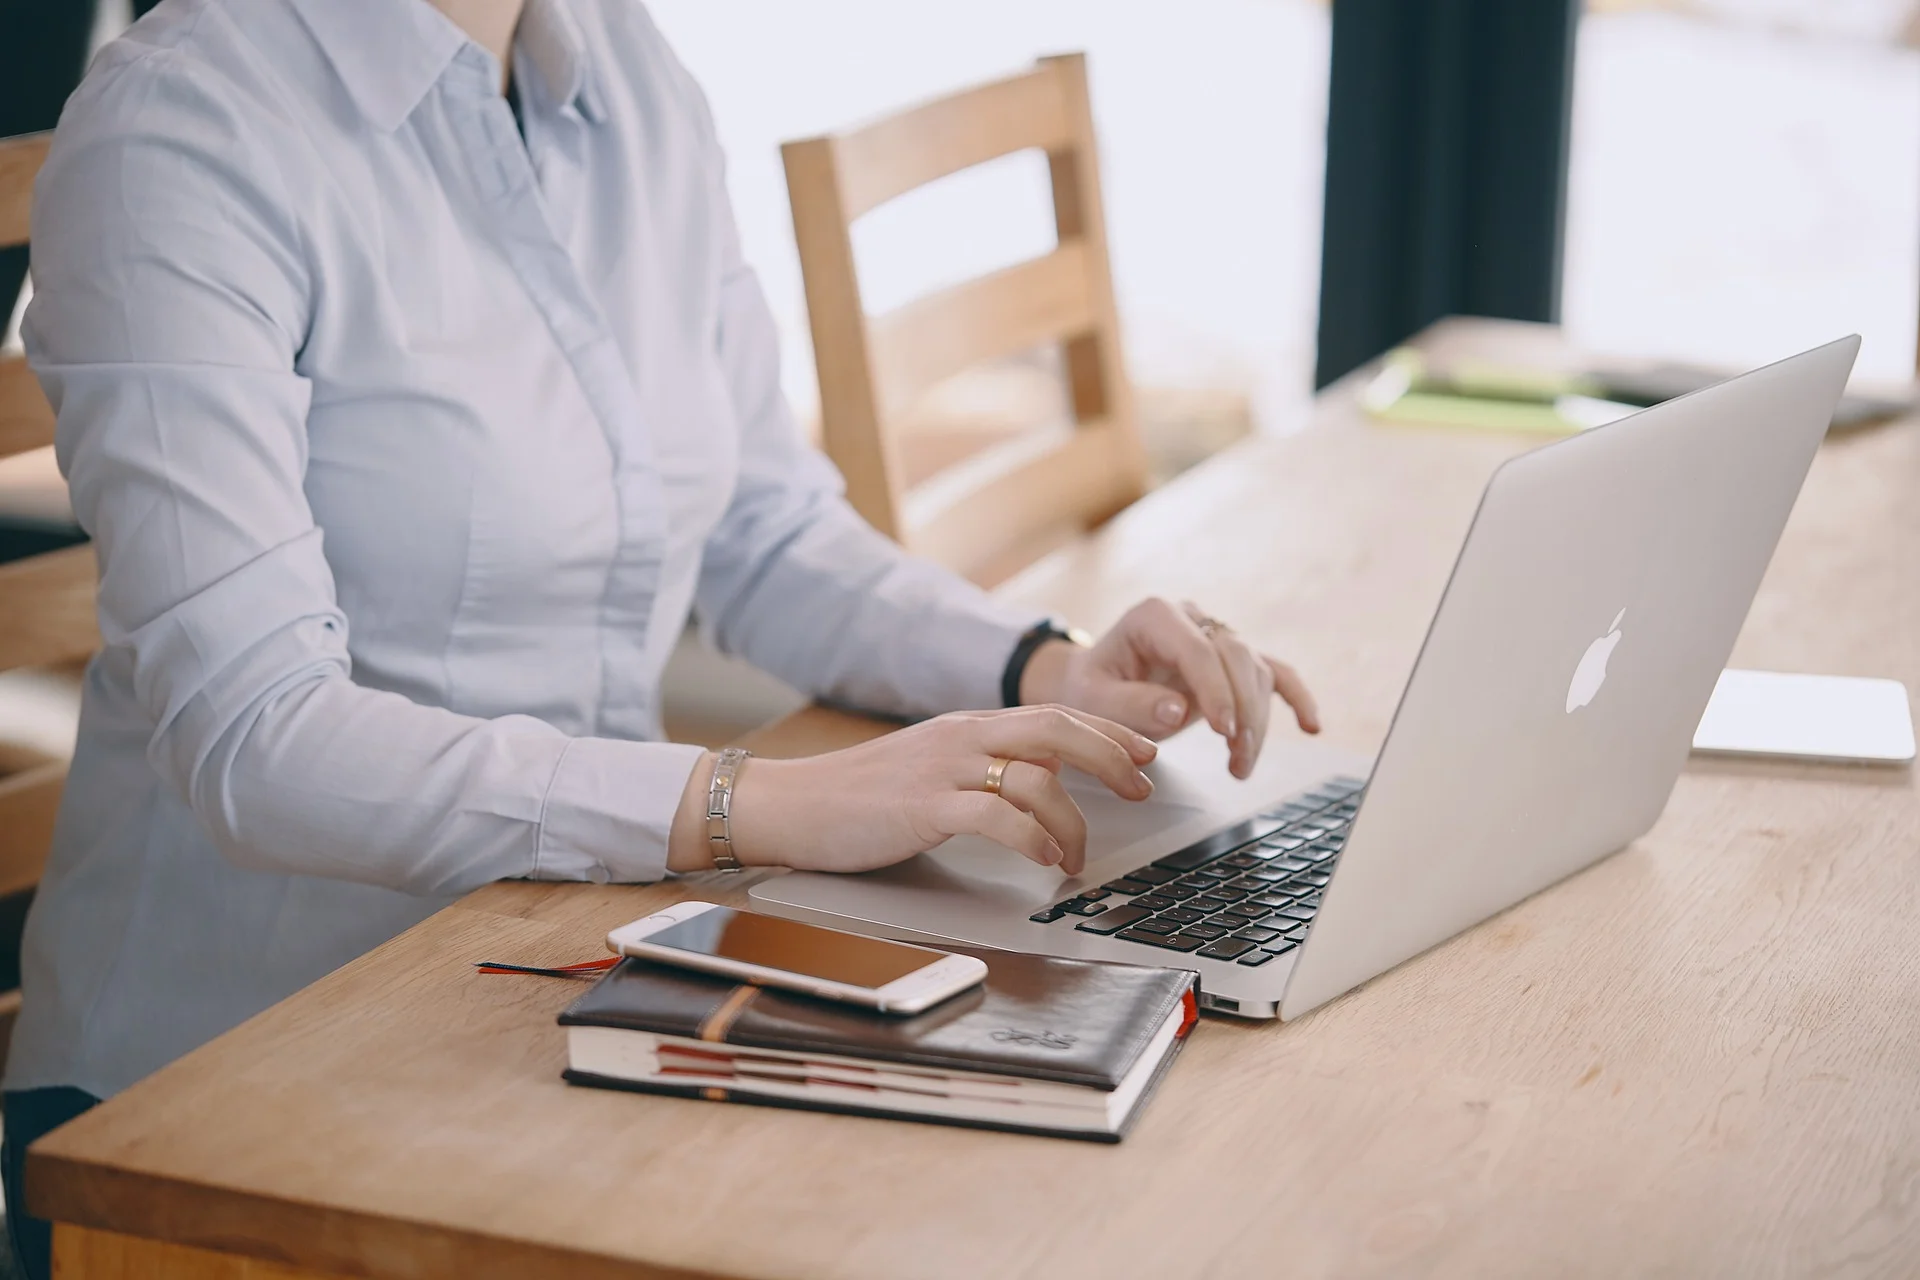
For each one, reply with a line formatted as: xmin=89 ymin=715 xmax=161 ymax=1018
xmin=753 ymin=337 xmax=1859 ymax=1020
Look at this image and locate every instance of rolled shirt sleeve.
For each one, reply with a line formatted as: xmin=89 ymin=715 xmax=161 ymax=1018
xmin=28 ymin=54 xmax=701 ymax=895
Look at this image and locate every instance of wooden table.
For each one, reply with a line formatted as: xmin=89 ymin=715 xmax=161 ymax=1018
xmin=30 ymin=319 xmax=1920 ymax=1278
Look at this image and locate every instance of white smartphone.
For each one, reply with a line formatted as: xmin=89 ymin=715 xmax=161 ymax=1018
xmin=606 ymin=902 xmax=988 ymax=1015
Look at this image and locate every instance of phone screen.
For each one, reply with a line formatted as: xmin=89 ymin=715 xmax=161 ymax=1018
xmin=642 ymin=909 xmax=947 ymax=989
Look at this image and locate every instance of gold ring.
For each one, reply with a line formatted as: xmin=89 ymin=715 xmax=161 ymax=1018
xmin=1194 ymin=613 xmax=1229 ymax=638
xmin=984 ymin=757 xmax=1012 ymax=796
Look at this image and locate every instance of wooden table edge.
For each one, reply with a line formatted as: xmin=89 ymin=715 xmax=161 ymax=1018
xmin=36 ymin=1152 xmax=727 ymax=1280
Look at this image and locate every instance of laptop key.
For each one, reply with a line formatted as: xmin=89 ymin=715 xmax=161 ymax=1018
xmin=1220 ymin=853 xmax=1262 ymax=871
xmin=1028 ymin=907 xmax=1065 ymax=923
xmin=1186 ymin=922 xmax=1232 ymax=940
xmin=1159 ymin=907 xmax=1207 ymax=925
xmin=1196 ymin=937 xmax=1258 ymax=961
xmin=1228 ymin=875 xmax=1269 ymax=892
xmin=1261 ymin=939 xmax=1300 ymax=956
xmin=1058 ymin=898 xmax=1107 ymax=916
xmin=1194 ymin=895 xmax=1240 ymax=912
xmin=1238 ymin=950 xmax=1279 ymax=967
xmin=1130 ymin=917 xmax=1181 ymax=935
xmin=1301 ymin=873 xmax=1331 ymax=888
xmin=1233 ymin=925 xmax=1282 ymax=943
xmin=1074 ymin=905 xmax=1153 ymax=935
xmin=1151 ymin=819 xmax=1281 ymax=872
xmin=1127 ymin=865 xmax=1180 ymax=886
xmin=1275 ymin=905 xmax=1317 ymax=922
xmin=1103 ymin=877 xmax=1153 ymax=896
xmin=1116 ymin=929 xmax=1205 ymax=952
xmin=1132 ymin=894 xmax=1178 ymax=913
xmin=1077 ymin=887 xmax=1112 ymax=902
xmin=1252 ymin=894 xmax=1296 ymax=910
xmin=1260 ymin=834 xmax=1309 ymax=851
xmin=1219 ymin=903 xmax=1269 ymax=921
xmin=1158 ymin=884 xmax=1200 ymax=901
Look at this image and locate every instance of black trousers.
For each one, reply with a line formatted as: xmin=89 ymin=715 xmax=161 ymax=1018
xmin=2 ymin=1087 xmax=100 ymax=1280
xmin=0 ymin=0 xmax=165 ymax=322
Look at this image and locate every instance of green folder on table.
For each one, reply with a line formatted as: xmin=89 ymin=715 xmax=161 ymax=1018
xmin=1362 ymin=347 xmax=1910 ymax=436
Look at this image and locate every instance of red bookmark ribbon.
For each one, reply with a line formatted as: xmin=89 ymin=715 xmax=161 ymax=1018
xmin=474 ymin=956 xmax=621 ymax=978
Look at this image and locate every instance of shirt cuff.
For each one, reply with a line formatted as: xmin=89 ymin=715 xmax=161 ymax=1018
xmin=944 ymin=607 xmax=1046 ymax=714
xmin=535 ymin=736 xmax=708 ymax=882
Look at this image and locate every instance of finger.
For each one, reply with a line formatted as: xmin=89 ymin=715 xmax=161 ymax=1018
xmin=975 ymin=706 xmax=1155 ymax=800
xmin=950 ymin=706 xmax=1157 ymax=765
xmin=1079 ymin=677 xmax=1194 ymax=739
xmin=1134 ymin=601 xmax=1234 ymax=739
xmin=1216 ymin=634 xmax=1274 ymax=779
xmin=1265 ymin=656 xmax=1322 ymax=734
xmin=931 ymin=791 xmax=1066 ymax=869
xmin=993 ymin=759 xmax=1090 ymax=871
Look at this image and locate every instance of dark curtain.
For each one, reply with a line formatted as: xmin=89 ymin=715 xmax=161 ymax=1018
xmin=1315 ymin=0 xmax=1581 ymax=387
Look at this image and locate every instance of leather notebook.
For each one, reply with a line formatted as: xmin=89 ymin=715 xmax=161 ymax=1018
xmin=559 ymin=947 xmax=1198 ymax=1142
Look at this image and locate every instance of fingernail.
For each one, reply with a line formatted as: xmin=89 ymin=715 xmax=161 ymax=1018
xmin=1156 ymin=697 xmax=1185 ymax=727
xmin=1044 ymin=840 xmax=1064 ymax=865
xmin=1224 ymin=712 xmax=1239 ymax=739
xmin=1133 ymin=769 xmax=1153 ymax=796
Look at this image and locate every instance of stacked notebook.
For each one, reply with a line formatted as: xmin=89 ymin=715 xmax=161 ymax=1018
xmin=559 ymin=947 xmax=1197 ymax=1142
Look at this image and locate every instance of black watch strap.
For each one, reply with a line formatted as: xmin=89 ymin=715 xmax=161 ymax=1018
xmin=1001 ymin=620 xmax=1088 ymax=708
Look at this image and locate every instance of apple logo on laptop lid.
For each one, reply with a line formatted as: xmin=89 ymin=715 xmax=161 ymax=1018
xmin=1567 ymin=608 xmax=1626 ymax=714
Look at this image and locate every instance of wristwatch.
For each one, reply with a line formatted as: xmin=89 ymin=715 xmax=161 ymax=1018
xmin=705 ymin=746 xmax=751 ymax=873
xmin=1001 ymin=619 xmax=1092 ymax=708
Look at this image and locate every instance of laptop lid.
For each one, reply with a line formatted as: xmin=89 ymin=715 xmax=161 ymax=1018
xmin=1280 ymin=337 xmax=1860 ymax=1021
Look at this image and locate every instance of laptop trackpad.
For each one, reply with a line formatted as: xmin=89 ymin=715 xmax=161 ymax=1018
xmin=825 ymin=768 xmax=1217 ymax=914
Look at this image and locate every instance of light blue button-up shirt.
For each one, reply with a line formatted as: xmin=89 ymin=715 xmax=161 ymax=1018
xmin=11 ymin=0 xmax=1033 ymax=1098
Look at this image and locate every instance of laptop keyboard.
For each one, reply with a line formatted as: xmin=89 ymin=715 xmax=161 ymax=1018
xmin=1027 ymin=775 xmax=1365 ymax=966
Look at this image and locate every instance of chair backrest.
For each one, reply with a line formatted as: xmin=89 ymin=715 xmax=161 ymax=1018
xmin=0 ymin=131 xmax=97 ymax=1061
xmin=782 ymin=53 xmax=1151 ymax=586
xmin=0 ymin=132 xmax=93 ymax=674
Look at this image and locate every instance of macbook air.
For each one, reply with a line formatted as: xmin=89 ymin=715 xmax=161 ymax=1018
xmin=753 ymin=337 xmax=1860 ymax=1019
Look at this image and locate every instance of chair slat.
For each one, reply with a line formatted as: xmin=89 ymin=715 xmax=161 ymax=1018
xmin=0 ymin=132 xmax=52 ymax=248
xmin=0 ymin=545 xmax=99 ymax=672
xmin=868 ymin=244 xmax=1097 ymax=425
xmin=0 ymin=759 xmax=64 ymax=899
xmin=903 ymin=425 xmax=1127 ymax=585
xmin=0 ymin=357 xmax=55 ymax=461
xmin=787 ymin=53 xmax=1150 ymax=585
xmin=833 ymin=65 xmax=1072 ymax=221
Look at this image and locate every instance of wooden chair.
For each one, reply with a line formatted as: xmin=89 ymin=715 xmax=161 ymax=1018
xmin=0 ymin=130 xmax=98 ymax=1072
xmin=783 ymin=53 xmax=1151 ymax=586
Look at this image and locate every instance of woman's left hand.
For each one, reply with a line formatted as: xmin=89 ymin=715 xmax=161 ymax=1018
xmin=1017 ymin=598 xmax=1321 ymax=780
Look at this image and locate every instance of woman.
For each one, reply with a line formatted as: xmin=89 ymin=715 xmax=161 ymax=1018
xmin=4 ymin=0 xmax=1318 ymax=1273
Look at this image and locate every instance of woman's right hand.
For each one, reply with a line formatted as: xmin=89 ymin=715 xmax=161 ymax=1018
xmin=666 ymin=707 xmax=1159 ymax=879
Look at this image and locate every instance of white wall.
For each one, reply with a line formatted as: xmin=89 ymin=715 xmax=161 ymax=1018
xmin=1564 ymin=9 xmax=1920 ymax=383
xmin=646 ymin=0 xmax=1332 ymax=432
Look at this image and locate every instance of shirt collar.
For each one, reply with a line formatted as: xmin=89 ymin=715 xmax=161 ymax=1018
xmin=289 ymin=0 xmax=603 ymax=132
xmin=515 ymin=0 xmax=606 ymax=123
xmin=288 ymin=0 xmax=467 ymax=132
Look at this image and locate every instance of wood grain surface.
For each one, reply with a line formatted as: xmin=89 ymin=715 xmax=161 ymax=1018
xmin=0 ymin=132 xmax=50 ymax=249
xmin=33 ymin=320 xmax=1920 ymax=1279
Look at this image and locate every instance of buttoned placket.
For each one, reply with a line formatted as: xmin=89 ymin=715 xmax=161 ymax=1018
xmin=442 ymin=46 xmax=669 ymax=741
